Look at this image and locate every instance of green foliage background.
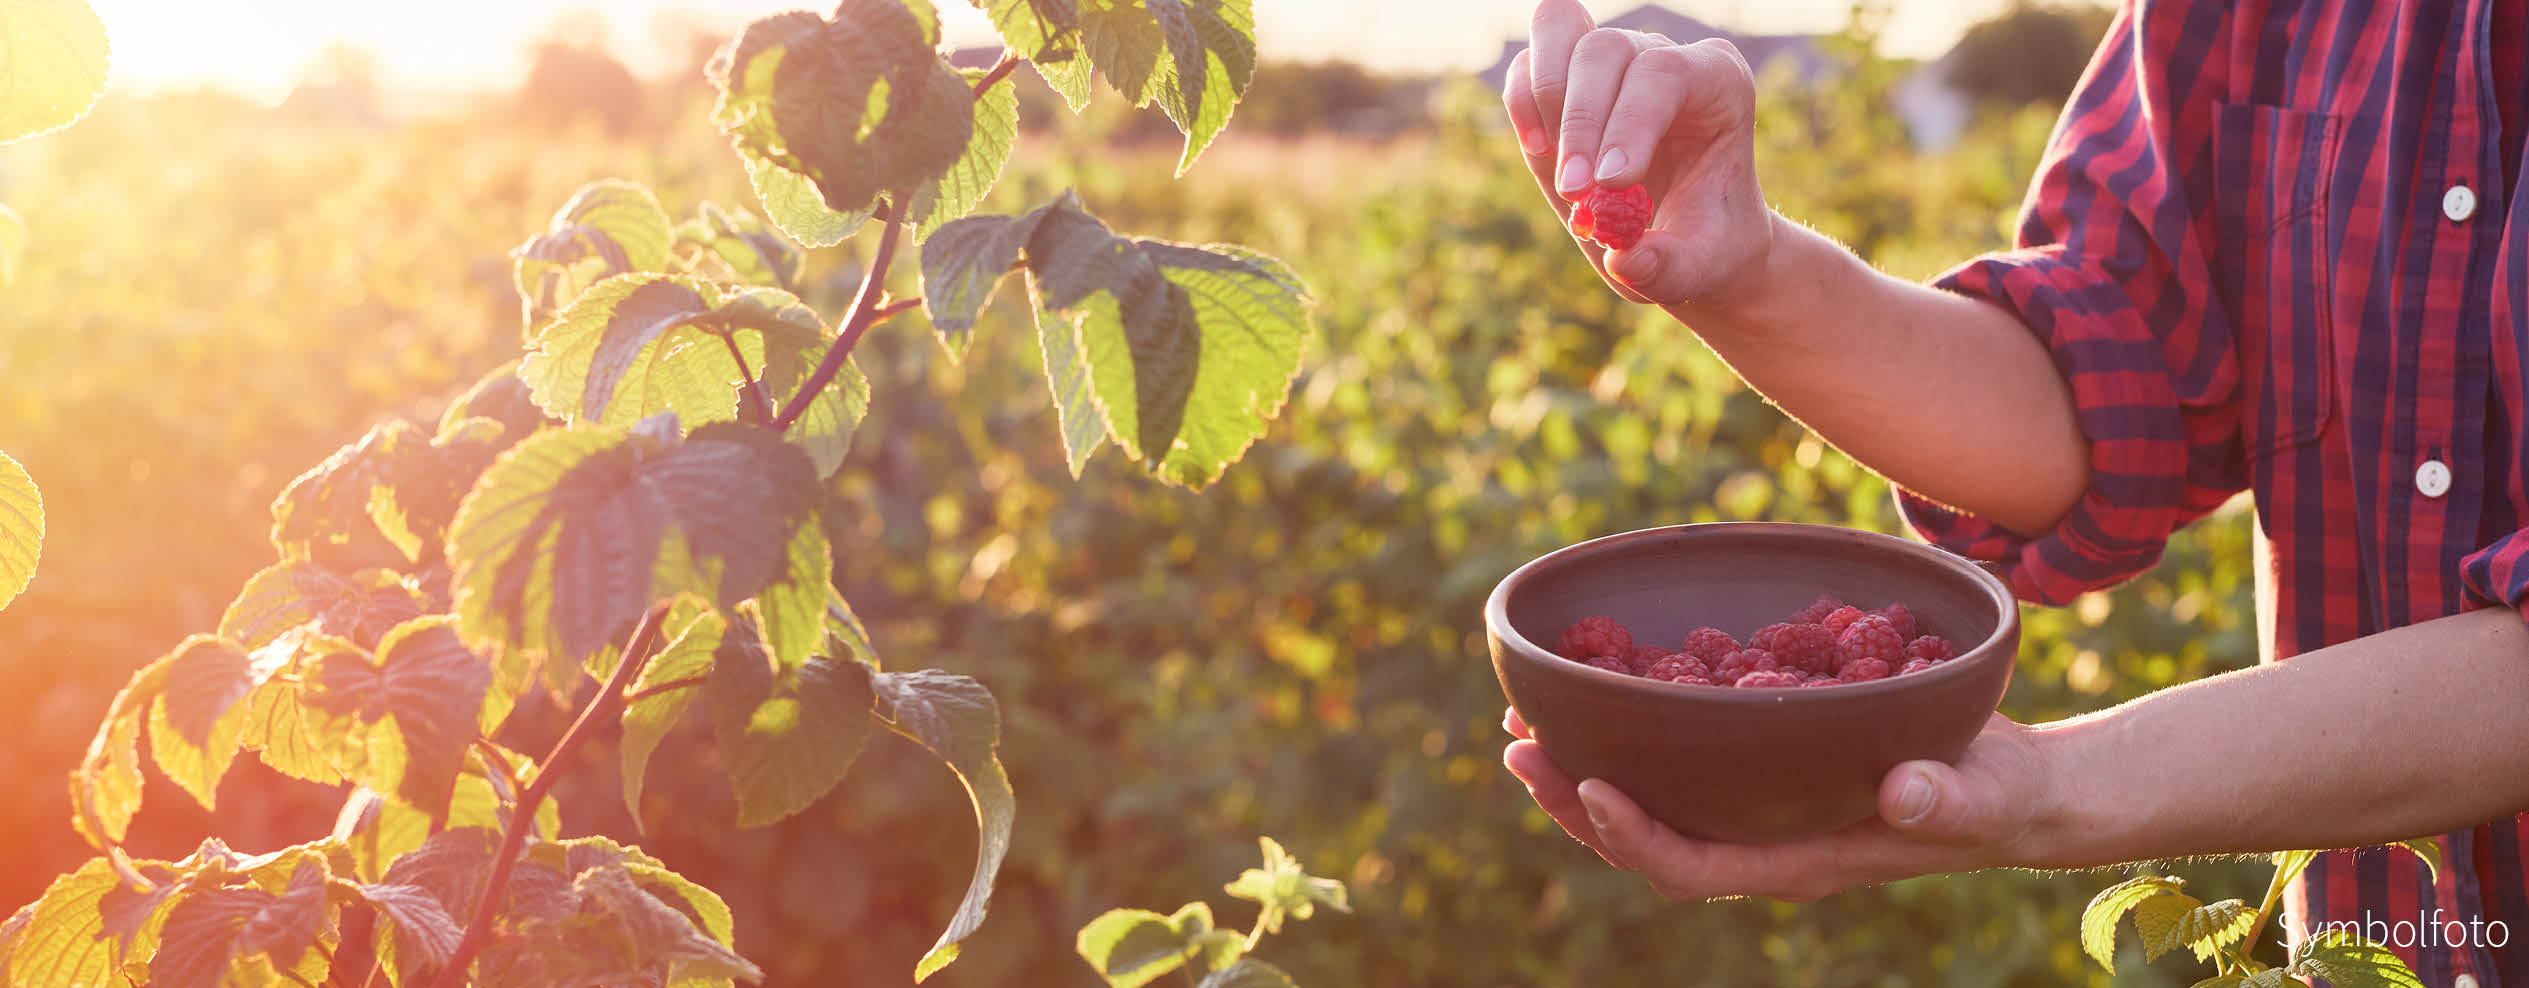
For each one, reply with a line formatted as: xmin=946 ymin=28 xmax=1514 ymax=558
xmin=0 ymin=25 xmax=2267 ymax=987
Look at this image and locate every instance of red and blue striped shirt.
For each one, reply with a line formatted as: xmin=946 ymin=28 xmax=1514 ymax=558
xmin=1897 ymin=0 xmax=2529 ymax=982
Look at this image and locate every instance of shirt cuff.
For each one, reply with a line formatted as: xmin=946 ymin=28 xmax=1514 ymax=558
xmin=1895 ymin=247 xmax=2239 ymax=606
xmin=2462 ymin=529 xmax=2529 ymax=622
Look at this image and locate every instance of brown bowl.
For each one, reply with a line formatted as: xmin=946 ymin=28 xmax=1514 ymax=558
xmin=1486 ymin=522 xmax=2017 ymax=843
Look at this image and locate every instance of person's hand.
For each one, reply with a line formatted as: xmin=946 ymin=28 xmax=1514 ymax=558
xmin=1501 ymin=707 xmax=2059 ymax=901
xmin=1502 ymin=0 xmax=1775 ymax=308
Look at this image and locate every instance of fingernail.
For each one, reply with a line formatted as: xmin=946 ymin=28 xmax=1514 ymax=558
xmin=1557 ymin=154 xmax=1591 ymax=196
xmin=1579 ymin=784 xmax=1611 ymax=832
xmin=1593 ymin=147 xmax=1628 ymax=183
xmin=1895 ymin=772 xmax=1934 ymax=824
xmin=1613 ymin=245 xmax=1658 ymax=282
xmin=1519 ymin=126 xmax=1548 ymax=156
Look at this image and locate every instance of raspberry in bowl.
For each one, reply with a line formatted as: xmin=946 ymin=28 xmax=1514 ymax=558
xmin=1485 ymin=522 xmax=2017 ymax=843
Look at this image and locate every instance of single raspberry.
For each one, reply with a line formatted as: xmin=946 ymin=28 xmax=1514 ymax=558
xmin=1791 ymin=594 xmax=1846 ymax=625
xmin=1820 ymin=606 xmax=1868 ymax=635
xmin=1645 ymin=654 xmax=1710 ymax=684
xmin=1904 ymin=635 xmax=1956 ymax=664
xmin=1802 ymin=676 xmax=1841 ymax=688
xmin=1681 ymin=626 xmax=1740 ymax=663
xmin=1557 ymin=616 xmax=1633 ymax=662
xmin=1874 ymin=604 xmax=1917 ymax=640
xmin=1898 ymin=658 xmax=1937 ymax=676
xmin=1839 ymin=657 xmax=1892 ymax=683
xmin=1583 ymin=654 xmax=1630 ymax=674
xmin=1751 ymin=622 xmax=1839 ymax=675
xmin=1733 ymin=669 xmax=1805 ymax=689
xmin=1711 ymin=647 xmax=1778 ymax=683
xmin=1627 ymin=644 xmax=1670 ymax=674
xmin=1835 ymin=614 xmax=1906 ymax=670
xmin=1569 ymin=184 xmax=1655 ymax=251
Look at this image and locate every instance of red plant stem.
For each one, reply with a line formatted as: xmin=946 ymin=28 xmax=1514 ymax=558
xmin=720 ymin=333 xmax=773 ymax=426
xmin=427 ymin=602 xmax=673 ymax=988
xmin=871 ymin=295 xmax=923 ymax=322
xmin=974 ymin=50 xmax=1020 ymax=94
xmin=770 ymin=207 xmax=906 ymax=431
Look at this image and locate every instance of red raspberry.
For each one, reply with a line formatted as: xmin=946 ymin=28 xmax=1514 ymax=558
xmin=1791 ymin=595 xmax=1845 ymax=625
xmin=1751 ymin=622 xmax=1839 ymax=675
xmin=1733 ymin=669 xmax=1804 ymax=689
xmin=1821 ymin=606 xmax=1867 ymax=635
xmin=1802 ymin=676 xmax=1841 ymax=688
xmin=1680 ymin=626 xmax=1740 ymax=663
xmin=1645 ymin=654 xmax=1710 ymax=684
xmin=1898 ymin=658 xmax=1937 ymax=676
xmin=1839 ymin=657 xmax=1892 ymax=683
xmin=1583 ymin=654 xmax=1629 ymax=674
xmin=1835 ymin=614 xmax=1906 ymax=669
xmin=1904 ymin=635 xmax=1956 ymax=664
xmin=1569 ymin=184 xmax=1655 ymax=251
xmin=1558 ymin=616 xmax=1633 ymax=662
xmin=1711 ymin=647 xmax=1778 ymax=683
xmin=1874 ymin=604 xmax=1917 ymax=640
xmin=1627 ymin=644 xmax=1669 ymax=675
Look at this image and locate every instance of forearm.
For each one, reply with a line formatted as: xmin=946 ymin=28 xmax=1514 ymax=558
xmin=2020 ymin=607 xmax=2529 ymax=868
xmin=1669 ymin=214 xmax=2089 ymax=536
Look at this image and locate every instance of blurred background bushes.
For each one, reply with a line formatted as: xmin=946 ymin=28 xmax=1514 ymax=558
xmin=0 ymin=5 xmax=2263 ymax=984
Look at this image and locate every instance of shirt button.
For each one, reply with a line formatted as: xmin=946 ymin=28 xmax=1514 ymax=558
xmin=2416 ymin=459 xmax=2453 ymax=498
xmin=2444 ymin=183 xmax=2478 ymax=222
xmin=2456 ymin=975 xmax=2481 ymax=988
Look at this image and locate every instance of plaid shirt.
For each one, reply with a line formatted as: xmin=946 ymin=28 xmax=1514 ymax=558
xmin=1897 ymin=0 xmax=2529 ymax=982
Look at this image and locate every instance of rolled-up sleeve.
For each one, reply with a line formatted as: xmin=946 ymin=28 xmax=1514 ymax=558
xmin=1896 ymin=5 xmax=2248 ymax=606
xmin=2462 ymin=535 xmax=2529 ymax=619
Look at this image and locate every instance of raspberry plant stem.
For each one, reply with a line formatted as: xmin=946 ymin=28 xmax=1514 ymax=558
xmin=770 ymin=203 xmax=906 ymax=432
xmin=428 ymin=600 xmax=674 ymax=988
xmin=973 ymin=50 xmax=1020 ymax=94
xmin=719 ymin=333 xmax=773 ymax=426
xmin=621 ymin=673 xmax=707 ymax=706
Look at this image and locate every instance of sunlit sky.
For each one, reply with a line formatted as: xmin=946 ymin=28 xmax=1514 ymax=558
xmin=99 ymin=0 xmax=2016 ymax=101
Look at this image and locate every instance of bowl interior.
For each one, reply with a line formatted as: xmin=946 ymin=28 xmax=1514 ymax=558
xmin=1500 ymin=524 xmax=2007 ymax=669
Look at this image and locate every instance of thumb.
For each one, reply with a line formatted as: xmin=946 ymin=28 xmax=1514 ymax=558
xmin=1876 ymin=760 xmax=1996 ymax=843
xmin=1603 ymin=229 xmax=1710 ymax=305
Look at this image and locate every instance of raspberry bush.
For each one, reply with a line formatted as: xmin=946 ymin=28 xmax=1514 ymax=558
xmin=3 ymin=2 xmax=1318 ymax=985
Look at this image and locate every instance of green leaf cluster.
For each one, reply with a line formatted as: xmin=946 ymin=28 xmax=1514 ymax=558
xmin=1077 ymin=837 xmax=1343 ymax=988
xmin=2083 ymin=840 xmax=2442 ymax=988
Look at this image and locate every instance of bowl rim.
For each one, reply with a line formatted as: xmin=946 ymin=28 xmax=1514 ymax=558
xmin=1485 ymin=521 xmax=2018 ymax=699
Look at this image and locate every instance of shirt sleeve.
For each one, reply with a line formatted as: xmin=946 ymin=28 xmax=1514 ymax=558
xmin=1896 ymin=2 xmax=2249 ymax=606
xmin=2463 ymin=534 xmax=2529 ymax=619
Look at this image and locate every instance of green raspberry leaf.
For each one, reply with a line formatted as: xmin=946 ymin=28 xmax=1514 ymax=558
xmin=907 ymin=67 xmax=1020 ymax=240
xmin=513 ymin=179 xmax=675 ymax=332
xmin=145 ymin=637 xmax=261 ymax=810
xmin=875 ymin=670 xmax=1014 ymax=982
xmin=1064 ymin=0 xmax=1252 ymax=170
xmin=1197 ymin=958 xmax=1298 ymax=988
xmin=2079 ymin=874 xmax=2186 ymax=972
xmin=709 ymin=2 xmax=975 ymax=222
xmin=71 ymin=653 xmax=171 ymax=847
xmin=706 ymin=625 xmax=878 ymax=828
xmin=619 ymin=599 xmax=723 ymax=824
xmin=1075 ymin=909 xmax=1190 ymax=988
xmin=2168 ymin=898 xmax=2257 ymax=963
xmin=922 ymin=208 xmax=1051 ymax=357
xmin=676 ymin=201 xmax=805 ymax=293
xmin=2293 ymin=928 xmax=2424 ymax=988
xmin=0 ymin=0 xmax=110 ymax=145
xmin=299 ymin=617 xmax=493 ymax=819
xmin=354 ymin=882 xmax=463 ymax=974
xmin=218 ymin=561 xmax=430 ymax=652
xmin=0 ymin=447 xmax=35 ymax=612
xmin=1022 ymin=196 xmax=1308 ymax=489
xmin=6 ymin=858 xmax=122 ymax=986
xmin=518 ymin=274 xmax=825 ymax=429
xmin=150 ymin=856 xmax=333 ymax=988
xmin=446 ymin=419 xmax=822 ymax=681
xmin=974 ymin=0 xmax=1081 ymax=66
xmin=2132 ymin=889 xmax=2205 ymax=962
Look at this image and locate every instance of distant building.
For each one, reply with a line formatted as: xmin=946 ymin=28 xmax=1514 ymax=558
xmin=1476 ymin=5 xmax=1831 ymax=91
